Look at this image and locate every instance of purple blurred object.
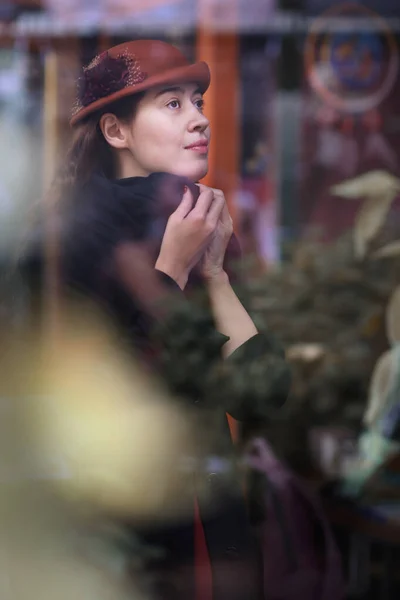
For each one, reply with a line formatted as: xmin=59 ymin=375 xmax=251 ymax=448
xmin=246 ymin=438 xmax=344 ymax=600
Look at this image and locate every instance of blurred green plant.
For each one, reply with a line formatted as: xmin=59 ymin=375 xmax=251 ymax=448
xmin=231 ymin=170 xmax=400 ymax=472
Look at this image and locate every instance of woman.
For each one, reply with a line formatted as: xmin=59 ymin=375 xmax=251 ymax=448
xmin=19 ymin=40 xmax=291 ymax=600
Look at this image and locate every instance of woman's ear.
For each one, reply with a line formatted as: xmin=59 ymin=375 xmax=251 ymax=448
xmin=99 ymin=113 xmax=130 ymax=150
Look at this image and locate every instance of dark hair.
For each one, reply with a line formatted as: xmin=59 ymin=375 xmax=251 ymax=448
xmin=15 ymin=94 xmax=146 ymax=328
xmin=51 ymin=92 xmax=145 ymax=203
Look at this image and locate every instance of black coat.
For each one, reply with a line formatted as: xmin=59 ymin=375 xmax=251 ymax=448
xmin=19 ymin=172 xmax=291 ymax=600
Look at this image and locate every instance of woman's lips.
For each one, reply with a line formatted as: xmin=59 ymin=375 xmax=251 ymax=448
xmin=185 ymin=140 xmax=209 ymax=154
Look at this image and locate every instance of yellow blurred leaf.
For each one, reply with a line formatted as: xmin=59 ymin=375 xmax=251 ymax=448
xmin=361 ymin=312 xmax=383 ymax=338
xmin=373 ymin=241 xmax=400 ymax=259
xmin=386 ymin=286 xmax=400 ymax=346
xmin=364 ymin=350 xmax=393 ymax=427
xmin=354 ymin=192 xmax=394 ymax=259
xmin=1 ymin=307 xmax=203 ymax=521
xmin=331 ymin=170 xmax=400 ymax=199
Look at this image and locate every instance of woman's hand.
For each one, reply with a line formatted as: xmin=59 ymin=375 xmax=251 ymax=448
xmin=155 ymin=186 xmax=224 ymax=289
xmin=198 ymin=187 xmax=258 ymax=357
xmin=199 ymin=185 xmax=234 ymax=281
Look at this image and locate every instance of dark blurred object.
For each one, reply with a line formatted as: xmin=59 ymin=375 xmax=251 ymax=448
xmin=277 ymin=0 xmax=304 ymax=91
xmin=309 ymin=427 xmax=358 ymax=479
xmin=278 ymin=0 xmax=304 ymax=10
xmin=277 ymin=35 xmax=302 ymax=91
xmin=0 ymin=1 xmax=18 ymax=20
xmin=0 ymin=0 xmax=43 ymax=21
xmin=379 ymin=403 xmax=400 ymax=441
xmin=134 ymin=495 xmax=262 ymax=600
xmin=246 ymin=437 xmax=344 ymax=600
xmin=9 ymin=0 xmax=42 ymax=7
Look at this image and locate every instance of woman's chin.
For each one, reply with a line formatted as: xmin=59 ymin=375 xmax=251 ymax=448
xmin=187 ymin=168 xmax=209 ymax=183
xmin=194 ymin=166 xmax=209 ymax=182
xmin=169 ymin=162 xmax=208 ymax=183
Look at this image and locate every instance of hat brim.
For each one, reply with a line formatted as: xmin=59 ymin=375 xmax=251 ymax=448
xmin=70 ymin=61 xmax=210 ymax=127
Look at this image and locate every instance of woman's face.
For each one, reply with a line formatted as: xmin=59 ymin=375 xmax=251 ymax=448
xmin=123 ymin=82 xmax=210 ymax=182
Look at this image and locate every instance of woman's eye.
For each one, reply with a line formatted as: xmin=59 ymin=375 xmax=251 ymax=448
xmin=195 ymin=98 xmax=205 ymax=111
xmin=167 ymin=99 xmax=180 ymax=109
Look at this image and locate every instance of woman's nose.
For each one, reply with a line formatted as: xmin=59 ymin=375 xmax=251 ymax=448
xmin=188 ymin=109 xmax=210 ymax=133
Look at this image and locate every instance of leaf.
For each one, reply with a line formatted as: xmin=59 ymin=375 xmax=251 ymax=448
xmin=386 ymin=286 xmax=400 ymax=345
xmin=331 ymin=170 xmax=400 ymax=199
xmin=373 ymin=241 xmax=400 ymax=259
xmin=364 ymin=350 xmax=393 ymax=427
xmin=354 ymin=191 xmax=395 ymax=259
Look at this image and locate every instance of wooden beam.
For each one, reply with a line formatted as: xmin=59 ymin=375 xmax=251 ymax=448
xmin=42 ymin=45 xmax=59 ymax=342
xmin=43 ymin=47 xmax=58 ymax=190
xmin=196 ymin=16 xmax=240 ymax=223
xmin=11 ymin=0 xmax=43 ymax=6
xmin=42 ymin=38 xmax=80 ymax=342
xmin=197 ymin=3 xmax=240 ymax=443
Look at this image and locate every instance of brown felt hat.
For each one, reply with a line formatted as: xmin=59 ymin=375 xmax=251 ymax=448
xmin=70 ymin=39 xmax=210 ymax=127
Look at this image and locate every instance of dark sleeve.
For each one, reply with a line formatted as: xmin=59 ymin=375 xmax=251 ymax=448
xmin=155 ymin=271 xmax=184 ymax=292
xmin=151 ymin=291 xmax=230 ymax=403
xmin=215 ymin=332 xmax=292 ymax=422
xmin=152 ymin=285 xmax=291 ymax=420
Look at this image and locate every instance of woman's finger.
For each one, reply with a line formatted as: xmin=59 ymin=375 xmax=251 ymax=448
xmin=173 ymin=186 xmax=193 ymax=219
xmin=197 ymin=184 xmax=223 ymax=198
xmin=221 ymin=201 xmax=233 ymax=225
xmin=207 ymin=194 xmax=225 ymax=225
xmin=197 ymin=185 xmax=225 ymax=224
xmin=193 ymin=187 xmax=214 ymax=219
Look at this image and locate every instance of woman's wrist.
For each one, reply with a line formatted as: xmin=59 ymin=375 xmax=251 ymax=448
xmin=204 ymin=269 xmax=229 ymax=287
